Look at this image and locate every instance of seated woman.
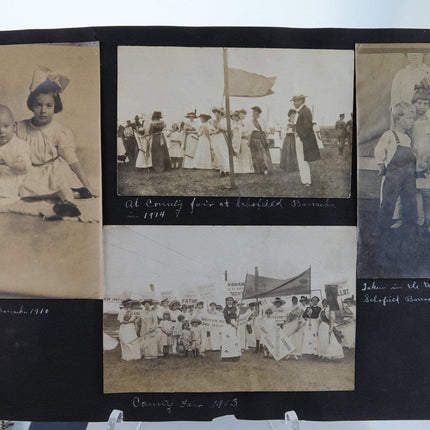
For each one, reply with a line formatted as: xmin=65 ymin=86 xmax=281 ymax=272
xmin=17 ymin=68 xmax=95 ymax=217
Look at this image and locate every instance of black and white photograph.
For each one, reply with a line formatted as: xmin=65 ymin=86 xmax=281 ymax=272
xmin=103 ymin=225 xmax=356 ymax=393
xmin=0 ymin=43 xmax=103 ymax=298
xmin=117 ymin=47 xmax=354 ymax=197
xmin=357 ymin=44 xmax=430 ymax=278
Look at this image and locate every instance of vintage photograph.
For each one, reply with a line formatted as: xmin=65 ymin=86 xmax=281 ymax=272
xmin=117 ymin=47 xmax=354 ymax=197
xmin=357 ymin=44 xmax=430 ymax=278
xmin=103 ymin=225 xmax=356 ymax=393
xmin=0 ymin=44 xmax=103 ymax=298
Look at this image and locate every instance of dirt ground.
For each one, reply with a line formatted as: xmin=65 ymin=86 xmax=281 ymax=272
xmin=358 ymin=199 xmax=430 ymax=278
xmin=0 ymin=213 xmax=102 ymax=298
xmin=117 ymin=146 xmax=352 ymax=198
xmin=103 ymin=315 xmax=354 ymax=393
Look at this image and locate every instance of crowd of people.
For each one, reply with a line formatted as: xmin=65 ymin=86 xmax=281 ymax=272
xmin=110 ymin=294 xmax=356 ymax=363
xmin=117 ymin=95 xmax=348 ymax=188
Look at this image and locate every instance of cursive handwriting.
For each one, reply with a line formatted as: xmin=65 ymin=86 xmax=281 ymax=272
xmin=0 ymin=305 xmax=49 ymax=316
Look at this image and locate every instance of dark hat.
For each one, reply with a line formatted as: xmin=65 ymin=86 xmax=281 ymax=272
xmin=190 ymin=318 xmax=202 ymax=325
xmin=187 ymin=304 xmax=195 ymax=309
xmin=216 ymin=305 xmax=223 ymax=310
xmin=272 ymin=297 xmax=286 ymax=306
xmin=231 ymin=111 xmax=240 ymax=118
xmin=265 ymin=308 xmax=273 ymax=314
xmin=152 ymin=111 xmax=162 ymax=120
xmin=196 ymin=301 xmax=204 ymax=307
xmin=251 ymin=106 xmax=262 ymax=114
xmin=142 ymin=298 xmax=153 ymax=306
xmin=248 ymin=302 xmax=257 ymax=308
xmin=121 ymin=298 xmax=133 ymax=306
xmin=340 ymin=113 xmax=345 ymax=116
xmin=199 ymin=113 xmax=212 ymax=121
xmin=169 ymin=299 xmax=181 ymax=310
xmin=209 ymin=301 xmax=217 ymax=307
xmin=299 ymin=296 xmax=308 ymax=303
xmin=290 ymin=94 xmax=306 ymax=102
xmin=311 ymin=296 xmax=320 ymax=303
xmin=225 ymin=296 xmax=234 ymax=302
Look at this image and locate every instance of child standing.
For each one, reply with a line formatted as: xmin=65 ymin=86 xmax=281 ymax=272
xmin=190 ymin=318 xmax=205 ymax=357
xmin=159 ymin=312 xmax=174 ymax=357
xmin=375 ymin=102 xmax=417 ymax=233
xmin=173 ymin=314 xmax=185 ymax=354
xmin=0 ymin=105 xmax=31 ymax=205
xmin=167 ymin=123 xmax=183 ymax=169
xmin=180 ymin=321 xmax=192 ymax=356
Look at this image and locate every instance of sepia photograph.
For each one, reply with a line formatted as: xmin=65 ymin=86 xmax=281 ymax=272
xmin=117 ymin=47 xmax=354 ymax=198
xmin=357 ymin=44 xmax=430 ymax=278
xmin=0 ymin=43 xmax=103 ymax=298
xmin=103 ymin=225 xmax=356 ymax=393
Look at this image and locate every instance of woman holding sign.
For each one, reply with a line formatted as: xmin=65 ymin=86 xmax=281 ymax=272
xmin=221 ymin=296 xmax=241 ymax=361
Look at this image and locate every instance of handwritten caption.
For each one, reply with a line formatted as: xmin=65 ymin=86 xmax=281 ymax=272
xmin=132 ymin=397 xmax=238 ymax=415
xmin=361 ymin=281 xmax=430 ymax=306
xmin=124 ymin=197 xmax=336 ymax=219
xmin=0 ymin=305 xmax=50 ymax=316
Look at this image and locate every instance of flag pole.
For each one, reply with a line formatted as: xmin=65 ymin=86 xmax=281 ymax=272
xmin=255 ymin=266 xmax=259 ymax=312
xmin=223 ymin=48 xmax=236 ymax=189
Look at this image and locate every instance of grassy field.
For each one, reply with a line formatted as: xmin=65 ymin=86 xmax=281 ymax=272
xmin=103 ymin=315 xmax=354 ymax=393
xmin=117 ymin=146 xmax=351 ymax=198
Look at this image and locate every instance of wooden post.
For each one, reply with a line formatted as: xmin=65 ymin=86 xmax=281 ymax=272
xmin=255 ymin=266 xmax=259 ymax=310
xmin=223 ymin=48 xmax=236 ymax=189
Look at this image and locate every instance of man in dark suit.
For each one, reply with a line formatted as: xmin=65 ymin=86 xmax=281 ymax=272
xmin=335 ymin=113 xmax=347 ymax=155
xmin=291 ymin=95 xmax=321 ymax=187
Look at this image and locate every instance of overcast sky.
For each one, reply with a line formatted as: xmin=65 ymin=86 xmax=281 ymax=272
xmin=104 ymin=226 xmax=356 ymax=300
xmin=118 ymin=47 xmax=353 ymax=127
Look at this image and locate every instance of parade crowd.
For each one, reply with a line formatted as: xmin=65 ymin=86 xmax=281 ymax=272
xmin=108 ymin=295 xmax=356 ymax=363
xmin=118 ymin=96 xmax=352 ymax=187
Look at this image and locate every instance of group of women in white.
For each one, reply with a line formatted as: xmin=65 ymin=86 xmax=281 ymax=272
xmin=113 ymin=294 xmax=355 ymax=363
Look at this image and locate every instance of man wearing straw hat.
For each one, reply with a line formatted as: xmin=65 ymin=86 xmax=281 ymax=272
xmin=291 ymin=94 xmax=321 ymax=187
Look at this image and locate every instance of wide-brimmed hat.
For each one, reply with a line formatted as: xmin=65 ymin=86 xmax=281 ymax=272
xmin=199 ymin=113 xmax=212 ymax=121
xmin=311 ymin=296 xmax=320 ymax=303
xmin=212 ymin=106 xmax=225 ymax=115
xmin=160 ymin=298 xmax=169 ymax=305
xmin=225 ymin=296 xmax=234 ymax=302
xmin=152 ymin=111 xmax=162 ymax=120
xmin=169 ymin=300 xmax=181 ymax=310
xmin=237 ymin=108 xmax=247 ymax=115
xmin=121 ymin=298 xmax=133 ymax=306
xmin=196 ymin=301 xmax=204 ymax=307
xmin=251 ymin=106 xmax=262 ymax=114
xmin=290 ymin=94 xmax=306 ymax=102
xmin=272 ymin=297 xmax=286 ymax=306
xmin=185 ymin=110 xmax=197 ymax=118
xmin=209 ymin=301 xmax=217 ymax=307
xmin=265 ymin=308 xmax=273 ymax=314
xmin=299 ymin=296 xmax=308 ymax=303
xmin=152 ymin=299 xmax=160 ymax=305
xmin=190 ymin=318 xmax=202 ymax=325
xmin=142 ymin=298 xmax=153 ymax=306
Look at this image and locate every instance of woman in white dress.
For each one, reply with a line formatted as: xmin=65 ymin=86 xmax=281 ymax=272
xmin=284 ymin=296 xmax=305 ymax=360
xmin=117 ymin=300 xmax=141 ymax=361
xmin=193 ymin=114 xmax=213 ymax=169
xmin=182 ymin=111 xmax=199 ymax=169
xmin=236 ymin=109 xmax=254 ymax=173
xmin=317 ymin=299 xmax=330 ymax=358
xmin=221 ymin=297 xmax=241 ymax=360
xmin=301 ymin=296 xmax=322 ymax=357
xmin=210 ymin=107 xmax=230 ymax=176
xmin=206 ymin=302 xmax=221 ymax=351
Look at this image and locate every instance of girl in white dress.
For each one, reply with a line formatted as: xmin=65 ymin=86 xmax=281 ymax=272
xmin=210 ymin=107 xmax=230 ymax=176
xmin=167 ymin=124 xmax=183 ymax=169
xmin=159 ymin=311 xmax=174 ymax=357
xmin=17 ymin=68 xmax=95 ymax=217
xmin=182 ymin=112 xmax=199 ymax=169
xmin=193 ymin=114 xmax=213 ymax=169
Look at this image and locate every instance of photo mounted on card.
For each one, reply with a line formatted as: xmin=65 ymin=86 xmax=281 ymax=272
xmin=103 ymin=225 xmax=356 ymax=393
xmin=0 ymin=43 xmax=103 ymax=298
xmin=117 ymin=47 xmax=354 ymax=198
xmin=357 ymin=44 xmax=430 ymax=278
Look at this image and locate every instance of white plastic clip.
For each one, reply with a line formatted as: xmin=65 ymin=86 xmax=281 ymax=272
xmin=107 ymin=409 xmax=124 ymax=430
xmin=285 ymin=410 xmax=300 ymax=430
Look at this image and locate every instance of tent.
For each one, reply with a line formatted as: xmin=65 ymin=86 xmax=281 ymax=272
xmin=242 ymin=267 xmax=311 ymax=300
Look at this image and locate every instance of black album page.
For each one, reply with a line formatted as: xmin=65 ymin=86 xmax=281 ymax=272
xmin=0 ymin=27 xmax=429 ymax=424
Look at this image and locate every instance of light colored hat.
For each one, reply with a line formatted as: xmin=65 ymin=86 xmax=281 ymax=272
xmin=272 ymin=297 xmax=286 ymax=306
xmin=169 ymin=299 xmax=181 ymax=310
xmin=290 ymin=94 xmax=306 ymax=102
xmin=190 ymin=318 xmax=202 ymax=325
xmin=30 ymin=66 xmax=69 ymax=93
